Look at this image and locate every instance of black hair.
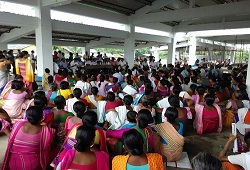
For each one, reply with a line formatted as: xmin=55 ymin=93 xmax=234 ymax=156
xmin=123 ymin=95 xmax=133 ymax=105
xmin=172 ymin=85 xmax=181 ymax=96
xmin=244 ymin=131 xmax=250 ymax=148
xmin=160 ymin=79 xmax=167 ymax=86
xmin=98 ymin=75 xmax=105 ymax=87
xmin=50 ymin=82 xmax=58 ymax=91
xmin=137 ymin=109 xmax=153 ymax=129
xmin=19 ymin=51 xmax=28 ymax=58
xmin=190 ymin=84 xmax=197 ymax=94
xmin=139 ymin=76 xmax=145 ymax=82
xmin=127 ymin=79 xmax=133 ymax=85
xmin=60 ymin=81 xmax=69 ymax=90
xmin=0 ymin=121 xmax=2 ymax=130
xmin=48 ymin=76 xmax=54 ymax=84
xmin=141 ymin=96 xmax=152 ymax=107
xmin=122 ymin=129 xmax=144 ymax=156
xmin=26 ymin=106 xmax=43 ymax=125
xmin=113 ymin=77 xmax=118 ymax=83
xmin=34 ymin=96 xmax=48 ymax=108
xmin=197 ymin=86 xmax=205 ymax=95
xmin=33 ymin=90 xmax=46 ymax=98
xmin=184 ymin=77 xmax=190 ymax=85
xmin=144 ymin=85 xmax=153 ymax=95
xmin=14 ymin=74 xmax=23 ymax=80
xmin=73 ymin=101 xmax=86 ymax=118
xmin=54 ymin=95 xmax=65 ymax=109
xmin=74 ymin=125 xmax=96 ymax=152
xmin=164 ymin=107 xmax=178 ymax=123
xmin=82 ymin=75 xmax=88 ymax=82
xmin=207 ymin=87 xmax=216 ymax=96
xmin=127 ymin=111 xmax=137 ymax=123
xmin=192 ymin=152 xmax=222 ymax=170
xmin=82 ymin=111 xmax=97 ymax=126
xmin=168 ymin=95 xmax=180 ymax=108
xmin=73 ymin=88 xmax=82 ymax=99
xmin=237 ymin=83 xmax=247 ymax=91
xmin=11 ymin=80 xmax=24 ymax=90
xmin=91 ymin=87 xmax=98 ymax=95
xmin=45 ymin=68 xmax=50 ymax=74
xmin=204 ymin=94 xmax=215 ymax=107
xmin=106 ymin=92 xmax=115 ymax=102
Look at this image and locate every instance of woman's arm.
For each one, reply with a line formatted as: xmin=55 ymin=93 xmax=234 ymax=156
xmin=218 ymin=133 xmax=237 ymax=161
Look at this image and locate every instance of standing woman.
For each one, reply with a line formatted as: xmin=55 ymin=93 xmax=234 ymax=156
xmin=97 ymin=75 xmax=108 ymax=97
xmin=0 ymin=54 xmax=12 ymax=94
xmin=2 ymin=106 xmax=55 ymax=170
xmin=15 ymin=51 xmax=34 ymax=93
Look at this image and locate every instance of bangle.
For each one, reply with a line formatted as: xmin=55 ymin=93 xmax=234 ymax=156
xmin=222 ymin=149 xmax=227 ymax=153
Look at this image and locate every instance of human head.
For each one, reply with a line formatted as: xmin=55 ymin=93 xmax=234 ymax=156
xmin=11 ymin=80 xmax=24 ymax=90
xmin=233 ymin=90 xmax=243 ymax=100
xmin=26 ymin=106 xmax=43 ymax=125
xmin=127 ymin=111 xmax=137 ymax=123
xmin=164 ymin=107 xmax=178 ymax=123
xmin=19 ymin=51 xmax=29 ymax=58
xmin=45 ymin=68 xmax=50 ymax=74
xmin=196 ymin=86 xmax=205 ymax=96
xmin=14 ymin=75 xmax=23 ymax=81
xmin=122 ymin=129 xmax=144 ymax=156
xmin=33 ymin=90 xmax=45 ymax=98
xmin=74 ymin=125 xmax=96 ymax=152
xmin=34 ymin=96 xmax=47 ymax=108
xmin=106 ymin=92 xmax=115 ymax=102
xmin=189 ymin=84 xmax=197 ymax=95
xmin=113 ymin=77 xmax=118 ymax=84
xmin=73 ymin=101 xmax=86 ymax=118
xmin=204 ymin=94 xmax=215 ymax=107
xmin=91 ymin=87 xmax=98 ymax=95
xmin=244 ymin=131 xmax=250 ymax=149
xmin=123 ymin=95 xmax=133 ymax=105
xmin=184 ymin=77 xmax=190 ymax=85
xmin=82 ymin=75 xmax=88 ymax=82
xmin=54 ymin=95 xmax=66 ymax=109
xmin=48 ymin=75 xmax=54 ymax=84
xmin=50 ymin=82 xmax=58 ymax=91
xmin=168 ymin=95 xmax=180 ymax=108
xmin=73 ymin=88 xmax=82 ymax=99
xmin=82 ymin=111 xmax=97 ymax=126
xmin=137 ymin=109 xmax=153 ymax=128
xmin=191 ymin=152 xmax=222 ymax=170
xmin=60 ymin=81 xmax=69 ymax=90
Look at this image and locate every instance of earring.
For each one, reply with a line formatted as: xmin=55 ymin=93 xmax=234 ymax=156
xmin=90 ymin=144 xmax=94 ymax=148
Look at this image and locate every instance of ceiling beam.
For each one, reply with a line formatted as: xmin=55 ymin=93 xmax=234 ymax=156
xmin=208 ymin=34 xmax=250 ymax=42
xmin=134 ymin=33 xmax=171 ymax=43
xmin=52 ymin=20 xmax=129 ymax=39
xmin=1 ymin=0 xmax=38 ymax=6
xmin=132 ymin=1 xmax=250 ymax=24
xmin=136 ymin=23 xmax=173 ymax=36
xmin=42 ymin=0 xmax=79 ymax=7
xmin=0 ymin=27 xmax=35 ymax=43
xmin=86 ymin=38 xmax=122 ymax=48
xmin=176 ymin=20 xmax=250 ymax=32
xmin=0 ymin=12 xmax=38 ymax=27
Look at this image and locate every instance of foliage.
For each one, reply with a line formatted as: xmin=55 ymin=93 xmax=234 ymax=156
xmin=235 ymin=49 xmax=249 ymax=63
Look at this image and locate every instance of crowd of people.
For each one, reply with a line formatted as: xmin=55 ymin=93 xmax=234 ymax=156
xmin=0 ymin=49 xmax=250 ymax=170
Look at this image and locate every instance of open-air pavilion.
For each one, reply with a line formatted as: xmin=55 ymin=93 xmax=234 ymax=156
xmin=0 ymin=0 xmax=250 ymax=92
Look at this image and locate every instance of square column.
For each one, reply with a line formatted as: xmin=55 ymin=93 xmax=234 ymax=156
xmin=168 ymin=36 xmax=176 ymax=65
xmin=246 ymin=50 xmax=250 ymax=96
xmin=124 ymin=25 xmax=135 ymax=69
xmin=35 ymin=5 xmax=53 ymax=78
xmin=151 ymin=46 xmax=159 ymax=61
xmin=188 ymin=36 xmax=197 ymax=66
xmin=0 ymin=43 xmax=8 ymax=51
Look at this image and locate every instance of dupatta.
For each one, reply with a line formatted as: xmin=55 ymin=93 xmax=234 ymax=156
xmin=15 ymin=58 xmax=34 ymax=83
xmin=2 ymin=121 xmax=55 ymax=170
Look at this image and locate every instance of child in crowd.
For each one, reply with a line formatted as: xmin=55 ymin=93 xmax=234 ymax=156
xmin=42 ymin=68 xmax=51 ymax=91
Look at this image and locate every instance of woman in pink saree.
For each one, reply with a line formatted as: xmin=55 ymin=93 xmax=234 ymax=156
xmin=57 ymin=124 xmax=109 ymax=170
xmin=193 ymin=94 xmax=222 ymax=135
xmin=2 ymin=106 xmax=55 ymax=170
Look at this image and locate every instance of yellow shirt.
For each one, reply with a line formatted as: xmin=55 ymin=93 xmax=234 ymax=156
xmin=84 ymin=95 xmax=104 ymax=109
xmin=58 ymin=89 xmax=72 ymax=100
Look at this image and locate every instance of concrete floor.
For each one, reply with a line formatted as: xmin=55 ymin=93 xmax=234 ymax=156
xmin=0 ymin=126 xmax=233 ymax=169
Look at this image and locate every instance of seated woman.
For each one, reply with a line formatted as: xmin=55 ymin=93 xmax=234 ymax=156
xmin=192 ymin=152 xmax=222 ymax=170
xmin=156 ymin=79 xmax=169 ymax=98
xmin=105 ymin=92 xmax=123 ymax=128
xmin=66 ymin=88 xmax=87 ymax=115
xmin=54 ymin=69 xmax=65 ymax=88
xmin=193 ymin=94 xmax=222 ymax=135
xmin=2 ymin=106 xmax=55 ymax=170
xmin=219 ymin=132 xmax=250 ymax=170
xmin=45 ymin=82 xmax=58 ymax=104
xmin=57 ymin=125 xmax=109 ymax=170
xmin=189 ymin=86 xmax=206 ymax=106
xmin=0 ymin=108 xmax=11 ymax=137
xmin=52 ymin=95 xmax=74 ymax=145
xmin=112 ymin=129 xmax=164 ymax=170
xmin=64 ymin=101 xmax=86 ymax=135
xmin=134 ymin=109 xmax=155 ymax=153
xmin=58 ymin=81 xmax=72 ymax=100
xmin=74 ymin=75 xmax=91 ymax=99
xmin=85 ymin=87 xmax=104 ymax=112
xmin=134 ymin=95 xmax=156 ymax=118
xmin=2 ymin=80 xmax=30 ymax=119
xmin=154 ymin=107 xmax=185 ymax=162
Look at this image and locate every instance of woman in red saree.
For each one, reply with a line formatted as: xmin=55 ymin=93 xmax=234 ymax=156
xmin=2 ymin=106 xmax=55 ymax=170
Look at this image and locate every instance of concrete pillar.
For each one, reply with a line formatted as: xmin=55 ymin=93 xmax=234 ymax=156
xmin=0 ymin=43 xmax=8 ymax=51
xmin=124 ymin=25 xmax=135 ymax=68
xmin=188 ymin=36 xmax=197 ymax=66
xmin=230 ymin=46 xmax=236 ymax=64
xmin=151 ymin=46 xmax=159 ymax=61
xmin=168 ymin=35 xmax=176 ymax=65
xmin=35 ymin=4 xmax=53 ymax=79
xmin=208 ymin=47 xmax=214 ymax=62
xmin=222 ymin=46 xmax=226 ymax=61
xmin=246 ymin=50 xmax=250 ymax=96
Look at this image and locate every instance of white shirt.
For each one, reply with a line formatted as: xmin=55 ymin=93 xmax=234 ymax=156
xmin=53 ymin=62 xmax=59 ymax=74
xmin=228 ymin=152 xmax=250 ymax=170
xmin=113 ymin=73 xmax=124 ymax=82
xmin=66 ymin=97 xmax=78 ymax=115
xmin=120 ymin=60 xmax=127 ymax=67
xmin=85 ymin=60 xmax=92 ymax=65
